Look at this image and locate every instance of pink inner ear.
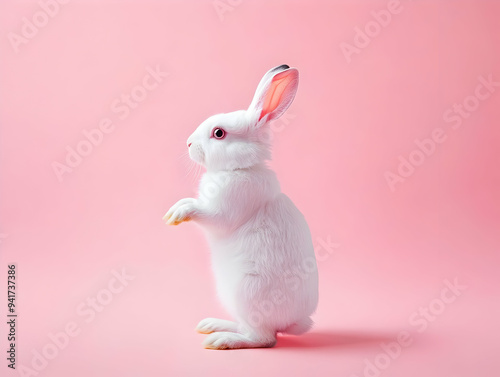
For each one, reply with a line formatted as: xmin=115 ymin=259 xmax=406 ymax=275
xmin=259 ymin=72 xmax=294 ymax=121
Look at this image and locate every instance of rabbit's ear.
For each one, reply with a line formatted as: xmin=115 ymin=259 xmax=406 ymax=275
xmin=248 ymin=65 xmax=299 ymax=126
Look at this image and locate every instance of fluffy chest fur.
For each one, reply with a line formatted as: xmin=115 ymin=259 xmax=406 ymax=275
xmin=196 ymin=165 xmax=281 ymax=234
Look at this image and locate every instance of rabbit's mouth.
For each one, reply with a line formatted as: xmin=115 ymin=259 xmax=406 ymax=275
xmin=189 ymin=144 xmax=205 ymax=166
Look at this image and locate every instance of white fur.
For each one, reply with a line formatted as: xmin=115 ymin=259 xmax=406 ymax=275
xmin=164 ymin=65 xmax=318 ymax=349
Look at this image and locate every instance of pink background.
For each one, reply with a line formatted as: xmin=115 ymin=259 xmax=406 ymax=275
xmin=1 ymin=0 xmax=499 ymax=376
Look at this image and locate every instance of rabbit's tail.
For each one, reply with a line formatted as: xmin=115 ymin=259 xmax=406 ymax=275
xmin=282 ymin=316 xmax=314 ymax=335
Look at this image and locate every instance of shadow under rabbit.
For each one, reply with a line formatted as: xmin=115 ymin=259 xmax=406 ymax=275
xmin=275 ymin=329 xmax=398 ymax=349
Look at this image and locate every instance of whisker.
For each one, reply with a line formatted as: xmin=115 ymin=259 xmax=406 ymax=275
xmin=193 ymin=163 xmax=203 ymax=185
xmin=184 ymin=159 xmax=195 ymax=177
xmin=177 ymin=150 xmax=189 ymax=160
xmin=176 ymin=147 xmax=205 ymax=187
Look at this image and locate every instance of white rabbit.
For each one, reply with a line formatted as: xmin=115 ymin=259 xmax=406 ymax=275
xmin=163 ymin=65 xmax=318 ymax=349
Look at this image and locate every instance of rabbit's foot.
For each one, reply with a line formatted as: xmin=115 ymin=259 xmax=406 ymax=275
xmin=196 ymin=318 xmax=239 ymax=334
xmin=203 ymin=331 xmax=276 ymax=350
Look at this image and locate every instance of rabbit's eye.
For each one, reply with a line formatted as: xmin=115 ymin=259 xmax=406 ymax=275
xmin=212 ymin=128 xmax=226 ymax=139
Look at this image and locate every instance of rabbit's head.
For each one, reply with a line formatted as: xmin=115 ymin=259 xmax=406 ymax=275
xmin=186 ymin=64 xmax=299 ymax=171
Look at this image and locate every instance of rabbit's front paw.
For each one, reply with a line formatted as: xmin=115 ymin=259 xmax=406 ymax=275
xmin=163 ymin=198 xmax=196 ymax=226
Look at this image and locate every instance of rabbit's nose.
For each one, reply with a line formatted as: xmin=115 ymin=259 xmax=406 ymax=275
xmin=187 ymin=143 xmax=192 ymax=148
